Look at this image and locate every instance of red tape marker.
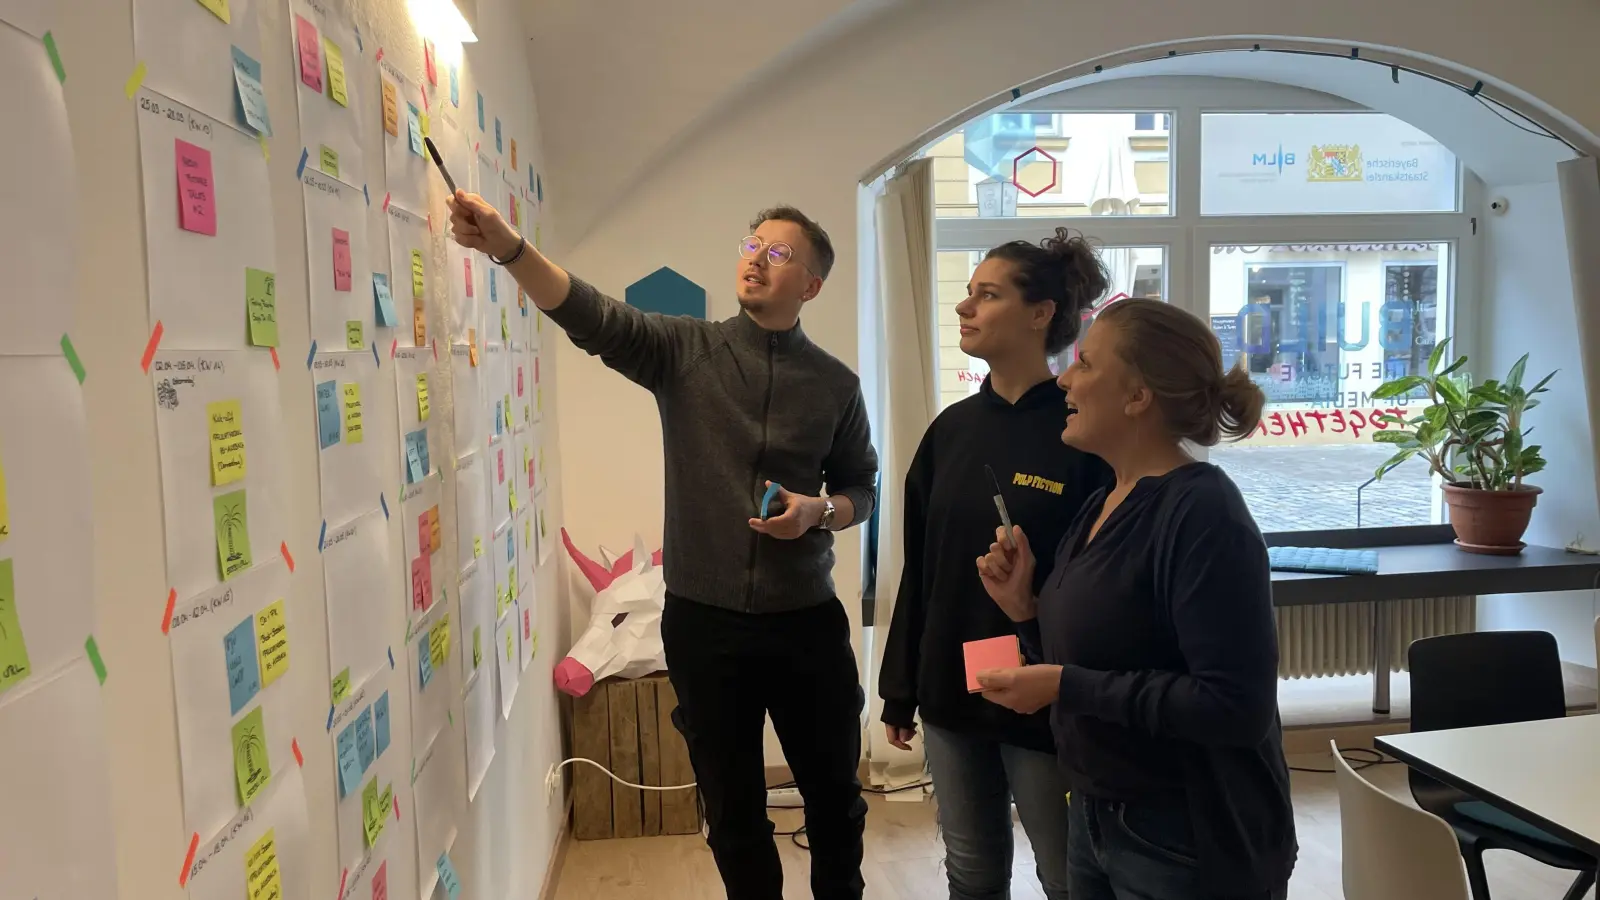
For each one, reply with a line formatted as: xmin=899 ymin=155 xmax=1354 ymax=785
xmin=160 ymin=588 xmax=176 ymax=635
xmin=140 ymin=320 xmax=165 ymax=372
xmin=375 ymin=46 xmax=384 ymax=61
xmin=394 ymin=795 xmax=401 ymax=820
xmin=337 ymin=867 xmax=348 ymax=899
xmin=389 ymin=338 xmax=398 ymax=359
xmin=382 ymin=192 xmax=391 ymax=212
xmin=281 ymin=541 xmax=295 ymax=573
xmin=269 ymin=347 xmax=280 ymax=370
xmin=292 ymin=738 xmax=304 ymax=767
xmin=177 ymin=831 xmax=200 ymax=886
xmin=431 ymin=338 xmax=438 ymax=362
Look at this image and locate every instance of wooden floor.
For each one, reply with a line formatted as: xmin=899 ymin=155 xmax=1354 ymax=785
xmin=551 ymin=751 xmax=1594 ymax=900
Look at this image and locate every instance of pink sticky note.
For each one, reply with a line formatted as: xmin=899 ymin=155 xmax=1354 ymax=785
xmin=411 ymin=553 xmax=433 ymax=612
xmin=523 ymin=608 xmax=531 ymax=639
xmin=497 ymin=448 xmax=505 ymax=483
xmin=175 ymin=139 xmax=217 ymax=236
xmin=517 ymin=366 xmax=524 ymax=397
xmin=372 ymin=861 xmax=388 ymax=900
xmin=527 ymin=456 xmax=534 ymax=489
xmin=464 ymin=259 xmax=474 ymax=297
xmin=417 ymin=512 xmax=429 ymax=554
xmin=296 ymin=15 xmax=323 ymax=92
xmin=534 ymin=357 xmax=541 ymax=384
xmin=964 ymin=635 xmax=1022 ymax=693
xmin=332 ymin=228 xmax=352 ymax=291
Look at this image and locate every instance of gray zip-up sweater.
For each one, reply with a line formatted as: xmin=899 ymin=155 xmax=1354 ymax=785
xmin=545 ymin=275 xmax=878 ymax=613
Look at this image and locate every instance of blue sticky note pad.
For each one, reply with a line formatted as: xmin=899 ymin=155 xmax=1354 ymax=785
xmin=374 ymin=691 xmax=391 ymax=757
xmin=477 ymin=92 xmax=484 ymax=131
xmin=418 ymin=636 xmax=434 ymax=688
xmin=231 ymin=45 xmax=271 ymax=136
xmin=223 ymin=616 xmax=261 ymax=715
xmin=316 ymin=381 xmax=341 ymax=448
xmin=495 ymin=118 xmax=502 ymax=153
xmin=355 ymin=705 xmax=376 ymax=773
xmin=489 ymin=269 xmax=497 ymax=304
xmin=536 ymin=173 xmax=543 ymax=204
xmin=404 ymin=434 xmax=424 ymax=484
xmin=494 ymin=401 xmax=502 ymax=435
xmin=373 ymin=273 xmax=397 ymax=326
xmin=407 ymin=102 xmax=423 ymax=156
xmin=335 ymin=719 xmax=361 ymax=796
xmin=449 ymin=65 xmax=459 ymax=107
xmin=436 ymin=853 xmax=463 ymax=900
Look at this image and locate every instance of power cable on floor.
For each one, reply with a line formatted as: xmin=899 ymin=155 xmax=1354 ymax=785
xmin=1288 ymin=746 xmax=1402 ymax=774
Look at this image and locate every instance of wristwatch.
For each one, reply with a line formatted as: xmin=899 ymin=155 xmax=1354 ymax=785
xmin=818 ymin=498 xmax=837 ymax=531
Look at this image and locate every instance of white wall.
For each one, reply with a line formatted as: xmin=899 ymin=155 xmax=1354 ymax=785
xmin=47 ymin=0 xmax=570 ymax=896
xmin=1476 ymin=181 xmax=1600 ymax=666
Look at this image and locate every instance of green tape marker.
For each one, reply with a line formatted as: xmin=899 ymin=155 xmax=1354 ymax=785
xmin=60 ymin=334 xmax=85 ymax=383
xmin=42 ymin=32 xmax=65 ymax=84
xmin=85 ymin=635 xmax=106 ymax=684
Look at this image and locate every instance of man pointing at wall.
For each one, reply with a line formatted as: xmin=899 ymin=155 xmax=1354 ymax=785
xmin=448 ymin=190 xmax=878 ymax=900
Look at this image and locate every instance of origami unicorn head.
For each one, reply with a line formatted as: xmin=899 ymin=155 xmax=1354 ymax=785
xmin=552 ymin=528 xmax=667 ymax=697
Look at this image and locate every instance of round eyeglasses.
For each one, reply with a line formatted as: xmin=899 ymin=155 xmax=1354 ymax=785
xmin=739 ymin=236 xmax=818 ymax=277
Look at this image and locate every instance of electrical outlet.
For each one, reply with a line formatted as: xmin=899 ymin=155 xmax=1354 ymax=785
xmin=545 ymin=763 xmax=563 ymax=802
xmin=767 ymin=787 xmax=804 ymax=809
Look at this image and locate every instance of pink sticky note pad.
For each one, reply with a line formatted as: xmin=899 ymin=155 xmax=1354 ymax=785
xmin=964 ymin=635 xmax=1022 ymax=693
xmin=332 ymin=228 xmax=352 ymax=291
xmin=296 ymin=15 xmax=323 ymax=92
xmin=464 ymin=259 xmax=474 ymax=297
xmin=517 ymin=366 xmax=524 ymax=397
xmin=175 ymin=139 xmax=217 ymax=236
xmin=411 ymin=553 xmax=433 ymax=612
xmin=417 ymin=512 xmax=429 ymax=554
xmin=372 ymin=860 xmax=388 ymax=900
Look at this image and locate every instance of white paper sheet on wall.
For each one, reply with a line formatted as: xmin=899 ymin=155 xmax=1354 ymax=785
xmin=386 ymin=201 xmax=431 ymax=348
xmin=184 ymin=761 xmax=311 ymax=900
xmin=0 ymin=27 xmax=77 ymax=355
xmin=133 ymin=0 xmax=263 ymax=127
xmin=312 ymin=350 xmax=394 ymax=528
xmin=136 ymin=89 xmax=277 ymax=351
xmin=0 ymin=660 xmax=119 ymax=900
xmin=454 ymin=450 xmax=489 ymax=577
xmin=329 ymin=664 xmax=407 ymax=871
xmin=447 ymin=240 xmax=480 ymax=341
xmin=516 ymin=596 xmax=534 ymax=673
xmin=407 ymin=599 xmax=457 ymax=752
xmin=379 ymin=60 xmax=429 ymax=215
xmin=302 ymin=170 xmax=375 ymax=349
xmin=168 ymin=557 xmax=297 ymax=841
xmin=323 ymin=508 xmax=396 ymax=694
xmin=0 ymin=0 xmax=52 ymax=37
xmin=411 ymin=726 xmax=464 ymax=899
xmin=151 ymin=349 xmax=288 ymax=600
xmin=290 ymin=0 xmax=367 ymax=190
xmin=456 ymin=561 xmax=492 ymax=686
xmin=463 ymin=662 xmax=496 ymax=802
xmin=451 ymin=341 xmax=486 ymax=454
xmin=398 ymin=473 xmax=443 ymax=632
xmin=494 ymin=611 xmax=518 ymax=719
xmin=335 ymin=812 xmax=419 ymax=900
xmin=535 ymin=487 xmax=553 ymax=564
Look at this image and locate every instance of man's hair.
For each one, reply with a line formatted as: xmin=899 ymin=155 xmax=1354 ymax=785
xmin=751 ymin=205 xmax=834 ymax=281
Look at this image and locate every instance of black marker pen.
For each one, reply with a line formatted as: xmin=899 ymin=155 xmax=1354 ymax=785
xmin=424 ymin=137 xmax=457 ymax=194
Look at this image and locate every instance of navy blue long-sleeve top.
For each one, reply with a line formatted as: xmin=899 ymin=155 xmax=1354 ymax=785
xmin=1019 ymin=462 xmax=1296 ymax=895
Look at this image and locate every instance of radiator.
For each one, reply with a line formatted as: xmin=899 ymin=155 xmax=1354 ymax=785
xmin=1275 ymin=597 xmax=1476 ymax=679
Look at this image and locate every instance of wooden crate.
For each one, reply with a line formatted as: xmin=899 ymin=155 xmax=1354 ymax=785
xmin=571 ymin=673 xmax=701 ymax=840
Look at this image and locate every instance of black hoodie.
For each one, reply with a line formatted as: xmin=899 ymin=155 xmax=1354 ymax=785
xmin=879 ymin=376 xmax=1112 ymax=751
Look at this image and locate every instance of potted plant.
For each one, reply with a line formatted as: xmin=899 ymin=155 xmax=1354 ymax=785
xmin=1370 ymin=339 xmax=1555 ymax=555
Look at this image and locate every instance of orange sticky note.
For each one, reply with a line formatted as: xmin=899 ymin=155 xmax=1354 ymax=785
xmin=963 ymin=635 xmax=1021 ymax=693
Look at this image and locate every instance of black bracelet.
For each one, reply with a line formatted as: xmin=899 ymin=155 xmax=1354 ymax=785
xmin=491 ymin=237 xmax=528 ymax=266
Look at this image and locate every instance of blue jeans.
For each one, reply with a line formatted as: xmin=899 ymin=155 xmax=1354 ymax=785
xmin=1068 ymin=795 xmax=1287 ymax=900
xmin=923 ymin=724 xmax=1073 ymax=900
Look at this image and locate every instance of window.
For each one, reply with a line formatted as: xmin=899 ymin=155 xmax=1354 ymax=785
xmin=1200 ymin=112 xmax=1459 ymax=215
xmin=1133 ymin=113 xmax=1170 ymax=132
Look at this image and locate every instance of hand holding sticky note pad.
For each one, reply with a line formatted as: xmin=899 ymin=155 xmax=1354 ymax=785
xmin=964 ymin=635 xmax=1022 ymax=693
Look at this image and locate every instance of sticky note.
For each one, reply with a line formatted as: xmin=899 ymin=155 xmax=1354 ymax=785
xmin=332 ymin=227 xmax=352 ymax=291
xmin=175 ymin=139 xmax=217 ymax=236
xmin=496 ymin=447 xmax=505 ymax=484
xmin=413 ymin=299 xmax=426 ymax=346
xmin=381 ymin=80 xmax=399 ymax=137
xmin=449 ymin=65 xmax=459 ymax=107
xmin=406 ymin=102 xmax=423 ymax=155
xmin=463 ymin=258 xmax=474 ymax=297
xmin=511 ymin=138 xmax=518 ymax=170
xmin=295 ymin=15 xmax=322 ymax=92
xmin=0 ymin=454 xmax=8 ymax=541
xmin=0 ymin=560 xmax=26 ymax=697
xmin=420 ymin=112 xmax=430 ymax=138
xmin=244 ymin=828 xmax=281 ymax=900
xmin=246 ymin=267 xmax=277 ymax=347
xmin=424 ymin=37 xmax=437 ymax=84
xmin=316 ymin=381 xmax=341 ymax=448
xmin=472 ymin=627 xmax=482 ymax=668
xmin=495 ymin=118 xmax=502 ymax=153
xmin=428 ymin=614 xmax=450 ymax=669
xmin=324 ymin=38 xmax=348 ymax=106
xmin=335 ymin=719 xmax=360 ymax=796
xmin=477 ymin=92 xmax=484 ymax=131
xmin=415 ymin=373 xmax=430 ymax=421
xmin=320 ymin=144 xmax=339 ymax=178
xmin=332 ymin=666 xmax=350 ymax=703
xmin=503 ymin=393 xmax=513 ymax=430
xmin=362 ymin=778 xmax=384 ymax=846
xmin=408 ymin=250 xmax=426 ymax=300
xmin=207 ymin=399 xmax=247 ymax=486
xmin=505 ymin=629 xmax=514 ymax=662
xmin=410 ymin=552 xmax=432 ymax=612
xmin=231 ymin=46 xmax=271 ymax=136
xmin=489 ymin=269 xmax=497 ymax=304
xmin=517 ymin=365 xmax=524 ymax=397
xmin=355 ymin=704 xmax=375 ymax=772
xmin=436 ymin=853 xmax=462 ymax=900
xmin=500 ymin=307 xmax=510 ymax=340
xmin=417 ymin=635 xmax=433 ymax=688
xmin=232 ymin=705 xmax=272 ymax=805
xmin=374 ymin=691 xmax=391 ymax=757
xmin=372 ymin=861 xmax=388 ymax=900
xmin=468 ymin=328 xmax=478 ymax=366
xmin=417 ymin=512 xmax=429 ymax=554
xmin=473 ymin=536 xmax=483 ymax=558
xmin=963 ymin=635 xmax=1022 ymax=693
xmin=342 ymin=383 xmax=363 ymax=443
xmin=428 ymin=506 xmax=441 ymax=552
xmin=525 ymin=449 xmax=533 ymax=489
xmin=224 ymin=615 xmax=261 ymax=714
xmin=345 ymin=320 xmax=363 ymax=352
xmin=196 ymin=0 xmax=230 ymax=22
xmin=214 ymin=489 xmax=253 ymax=581
xmin=493 ymin=400 xmax=502 ymax=436
xmin=255 ymin=600 xmax=288 ymax=689
xmin=404 ymin=435 xmax=423 ymax=484
xmin=373 ymin=274 xmax=397 ymax=326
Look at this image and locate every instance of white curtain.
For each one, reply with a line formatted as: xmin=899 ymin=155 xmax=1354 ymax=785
xmin=864 ymin=159 xmax=936 ymax=785
xmin=1557 ymin=158 xmax=1600 ymax=534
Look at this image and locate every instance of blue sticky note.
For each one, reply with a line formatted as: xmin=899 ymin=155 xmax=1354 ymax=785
xmin=489 ymin=269 xmax=498 ymax=304
xmin=223 ymin=616 xmax=261 ymax=715
xmin=418 ymin=636 xmax=433 ymax=688
xmin=374 ymin=691 xmax=391 ymax=757
xmin=355 ymin=705 xmax=376 ymax=773
xmin=405 ymin=433 xmax=424 ymax=484
xmin=336 ymin=719 xmax=361 ymax=796
xmin=413 ymin=429 xmax=431 ymax=475
xmin=373 ymin=273 xmax=397 ymax=326
xmin=477 ymin=92 xmax=484 ymax=131
xmin=494 ymin=401 xmax=502 ymax=436
xmin=407 ymin=102 xmax=423 ymax=156
xmin=506 ymin=531 xmax=515 ymax=562
xmin=449 ymin=65 xmax=459 ymax=107
xmin=536 ymin=174 xmax=543 ymax=204
xmin=436 ymin=853 xmax=463 ymax=900
xmin=316 ymin=380 xmax=341 ymax=448
xmin=528 ymin=165 xmax=535 ymax=194
xmin=231 ymin=45 xmax=271 ymax=136
xmin=495 ymin=118 xmax=502 ymax=153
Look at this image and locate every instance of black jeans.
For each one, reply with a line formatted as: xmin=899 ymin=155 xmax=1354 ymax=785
xmin=662 ymin=592 xmax=868 ymax=900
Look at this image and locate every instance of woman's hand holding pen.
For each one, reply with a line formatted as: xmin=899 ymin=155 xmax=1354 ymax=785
xmin=977 ymin=525 xmax=1037 ymax=622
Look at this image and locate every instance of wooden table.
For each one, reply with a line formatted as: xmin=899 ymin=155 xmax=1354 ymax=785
xmin=1377 ymin=716 xmax=1600 ymax=858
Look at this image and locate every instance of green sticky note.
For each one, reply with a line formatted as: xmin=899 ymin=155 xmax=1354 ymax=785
xmin=246 ymin=268 xmax=277 ymax=348
xmin=0 ymin=559 xmax=31 ymax=696
xmin=345 ymin=319 xmax=363 ymax=350
xmin=213 ymin=489 xmax=252 ymax=580
xmin=361 ymin=777 xmax=384 ymax=847
xmin=232 ymin=705 xmax=272 ymax=806
xmin=472 ymin=626 xmax=481 ymax=668
xmin=332 ymin=666 xmax=350 ymax=703
xmin=320 ymin=144 xmax=339 ymax=178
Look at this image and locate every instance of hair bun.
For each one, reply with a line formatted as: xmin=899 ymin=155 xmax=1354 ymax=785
xmin=1040 ymin=228 xmax=1109 ymax=315
xmin=1217 ymin=363 xmax=1267 ymax=442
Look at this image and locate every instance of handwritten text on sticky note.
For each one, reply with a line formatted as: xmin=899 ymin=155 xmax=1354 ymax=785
xmin=332 ymin=228 xmax=352 ymax=291
xmin=324 ymin=37 xmax=348 ymax=106
xmin=295 ymin=15 xmax=323 ymax=92
xmin=175 ymin=139 xmax=218 ymax=235
xmin=207 ymin=399 xmax=247 ymax=486
xmin=255 ymin=599 xmax=289 ymax=689
xmin=342 ymin=383 xmax=363 ymax=443
xmin=246 ymin=267 xmax=277 ymax=347
xmin=214 ymin=489 xmax=253 ymax=581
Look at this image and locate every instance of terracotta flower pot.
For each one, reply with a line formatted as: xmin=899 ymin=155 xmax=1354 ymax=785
xmin=1442 ymin=483 xmax=1542 ymax=555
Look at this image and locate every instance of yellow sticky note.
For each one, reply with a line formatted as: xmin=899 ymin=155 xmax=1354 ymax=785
xmin=381 ymin=80 xmax=399 ymax=136
xmin=255 ymin=600 xmax=289 ymax=689
xmin=232 ymin=706 xmax=272 ymax=806
xmin=244 ymin=828 xmax=281 ymax=900
xmin=416 ymin=373 xmax=430 ymax=421
xmin=413 ymin=299 xmax=427 ymax=346
xmin=324 ymin=38 xmax=348 ymax=107
xmin=207 ymin=400 xmax=247 ymax=486
xmin=473 ymin=536 xmax=483 ymax=558
xmin=410 ymin=250 xmax=425 ymax=300
xmin=505 ymin=630 xmax=514 ymax=661
xmin=500 ymin=307 xmax=509 ymax=340
xmin=510 ymin=138 xmax=518 ymax=171
xmin=468 ymin=328 xmax=479 ymax=366
xmin=342 ymin=383 xmax=363 ymax=444
xmin=503 ymin=394 xmax=512 ymax=431
xmin=473 ymin=627 xmax=482 ymax=668
xmin=362 ymin=778 xmax=384 ymax=847
xmin=420 ymin=112 xmax=430 ymax=138
xmin=195 ymin=0 xmax=230 ymax=23
xmin=0 ymin=453 xmax=8 ymax=542
xmin=428 ymin=614 xmax=450 ymax=668
xmin=428 ymin=506 xmax=441 ymax=552
xmin=332 ymin=667 xmax=350 ymax=703
xmin=320 ymin=144 xmax=339 ymax=178
xmin=345 ymin=319 xmax=363 ymax=351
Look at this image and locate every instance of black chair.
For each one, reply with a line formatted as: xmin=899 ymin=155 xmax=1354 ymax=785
xmin=1407 ymin=631 xmax=1597 ymax=900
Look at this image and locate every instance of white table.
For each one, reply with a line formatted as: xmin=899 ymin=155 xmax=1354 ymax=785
xmin=1376 ymin=715 xmax=1600 ymax=857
